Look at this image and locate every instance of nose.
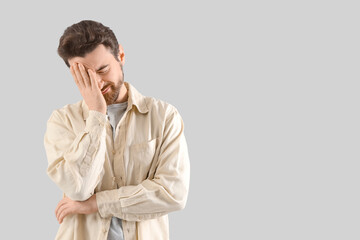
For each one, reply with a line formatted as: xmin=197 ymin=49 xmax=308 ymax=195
xmin=95 ymin=74 xmax=104 ymax=89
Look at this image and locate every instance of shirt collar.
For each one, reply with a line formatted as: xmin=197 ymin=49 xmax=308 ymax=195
xmin=82 ymin=82 xmax=149 ymax=120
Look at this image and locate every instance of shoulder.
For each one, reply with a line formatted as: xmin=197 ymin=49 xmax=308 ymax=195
xmin=144 ymin=96 xmax=184 ymax=131
xmin=145 ymin=96 xmax=181 ymax=118
xmin=47 ymin=100 xmax=84 ymax=124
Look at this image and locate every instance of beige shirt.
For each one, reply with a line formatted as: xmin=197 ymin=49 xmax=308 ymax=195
xmin=44 ymin=82 xmax=190 ymax=240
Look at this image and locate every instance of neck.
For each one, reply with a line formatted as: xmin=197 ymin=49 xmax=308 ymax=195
xmin=114 ymin=83 xmax=128 ymax=103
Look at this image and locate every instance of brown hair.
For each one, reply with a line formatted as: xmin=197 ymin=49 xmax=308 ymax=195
xmin=58 ymin=20 xmax=119 ymax=67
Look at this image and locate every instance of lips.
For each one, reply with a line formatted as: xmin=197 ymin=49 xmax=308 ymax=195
xmin=101 ymin=86 xmax=110 ymax=94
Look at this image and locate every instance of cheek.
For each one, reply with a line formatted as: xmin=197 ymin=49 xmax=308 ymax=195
xmin=109 ymin=70 xmax=121 ymax=82
xmin=107 ymin=72 xmax=117 ymax=83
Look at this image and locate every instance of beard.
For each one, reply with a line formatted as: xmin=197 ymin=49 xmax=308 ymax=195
xmin=103 ymin=64 xmax=124 ymax=105
xmin=103 ymin=83 xmax=121 ymax=105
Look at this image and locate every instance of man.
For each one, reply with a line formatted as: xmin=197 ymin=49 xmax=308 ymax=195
xmin=44 ymin=20 xmax=190 ymax=240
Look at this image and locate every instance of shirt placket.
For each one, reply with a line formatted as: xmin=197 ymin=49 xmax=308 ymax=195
xmin=102 ymin=118 xmax=116 ymax=239
xmin=112 ymin=109 xmax=130 ymax=188
xmin=105 ymin=119 xmax=117 ymax=189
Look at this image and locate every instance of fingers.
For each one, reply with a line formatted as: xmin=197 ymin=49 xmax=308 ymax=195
xmin=55 ymin=197 xmax=68 ymax=223
xmin=56 ymin=203 xmax=67 ymax=223
xmin=78 ymin=64 xmax=91 ymax=88
xmin=70 ymin=65 xmax=83 ymax=89
xmin=55 ymin=197 xmax=75 ymax=224
xmin=58 ymin=207 xmax=70 ymax=224
xmin=73 ymin=64 xmax=85 ymax=88
xmin=55 ymin=198 xmax=67 ymax=218
xmin=70 ymin=63 xmax=91 ymax=88
xmin=54 ymin=196 xmax=98 ymax=224
xmin=87 ymin=68 xmax=99 ymax=90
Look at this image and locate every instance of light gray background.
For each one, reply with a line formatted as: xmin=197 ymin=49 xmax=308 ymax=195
xmin=0 ymin=0 xmax=358 ymax=239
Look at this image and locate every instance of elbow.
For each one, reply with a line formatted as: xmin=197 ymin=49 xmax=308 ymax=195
xmin=174 ymin=180 xmax=189 ymax=212
xmin=167 ymin=199 xmax=187 ymax=213
xmin=66 ymin=191 xmax=92 ymax=201
xmin=61 ymin=182 xmax=94 ymax=201
xmin=177 ymin=198 xmax=188 ymax=211
xmin=172 ymin=201 xmax=186 ymax=212
xmin=172 ymin=194 xmax=188 ymax=212
xmin=47 ymin=167 xmax=92 ymax=201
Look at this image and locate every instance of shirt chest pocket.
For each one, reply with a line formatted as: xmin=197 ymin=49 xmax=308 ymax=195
xmin=128 ymin=138 xmax=157 ymax=183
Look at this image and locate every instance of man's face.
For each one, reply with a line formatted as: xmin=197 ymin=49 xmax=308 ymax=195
xmin=68 ymin=44 xmax=125 ymax=105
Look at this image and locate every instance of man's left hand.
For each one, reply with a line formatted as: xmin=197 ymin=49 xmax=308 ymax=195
xmin=55 ymin=194 xmax=98 ymax=224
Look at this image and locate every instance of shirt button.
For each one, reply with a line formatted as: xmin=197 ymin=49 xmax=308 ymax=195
xmin=103 ymin=228 xmax=107 ymax=233
xmin=112 ymin=150 xmax=115 ymax=154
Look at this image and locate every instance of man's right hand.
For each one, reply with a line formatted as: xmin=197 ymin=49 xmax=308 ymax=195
xmin=70 ymin=63 xmax=107 ymax=115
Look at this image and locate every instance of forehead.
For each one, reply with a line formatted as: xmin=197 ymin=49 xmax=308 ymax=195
xmin=68 ymin=44 xmax=113 ymax=69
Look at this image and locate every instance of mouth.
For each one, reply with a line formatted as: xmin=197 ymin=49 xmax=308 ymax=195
xmin=101 ymin=86 xmax=110 ymax=94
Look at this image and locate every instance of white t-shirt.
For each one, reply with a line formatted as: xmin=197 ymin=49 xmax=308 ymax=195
xmin=106 ymin=101 xmax=128 ymax=240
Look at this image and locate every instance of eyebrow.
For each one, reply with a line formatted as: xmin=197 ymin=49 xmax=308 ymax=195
xmin=96 ymin=65 xmax=109 ymax=71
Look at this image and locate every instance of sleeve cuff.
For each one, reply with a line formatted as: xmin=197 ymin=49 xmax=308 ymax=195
xmin=96 ymin=190 xmax=123 ymax=218
xmin=85 ymin=110 xmax=108 ymax=131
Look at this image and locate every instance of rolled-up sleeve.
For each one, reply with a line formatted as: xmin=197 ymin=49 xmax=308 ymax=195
xmin=44 ymin=110 xmax=108 ymax=201
xmin=96 ymin=108 xmax=190 ymax=221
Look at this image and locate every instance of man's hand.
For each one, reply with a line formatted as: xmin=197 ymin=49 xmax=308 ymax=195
xmin=70 ymin=63 xmax=107 ymax=114
xmin=55 ymin=194 xmax=98 ymax=224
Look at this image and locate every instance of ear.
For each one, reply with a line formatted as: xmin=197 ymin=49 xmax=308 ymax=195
xmin=118 ymin=44 xmax=125 ymax=65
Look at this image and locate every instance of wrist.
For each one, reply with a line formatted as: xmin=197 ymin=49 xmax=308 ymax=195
xmin=85 ymin=110 xmax=108 ymax=132
xmin=92 ymin=194 xmax=98 ymax=212
xmin=88 ymin=108 xmax=106 ymax=115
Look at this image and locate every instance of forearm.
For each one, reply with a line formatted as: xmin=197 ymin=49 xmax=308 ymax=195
xmin=96 ymin=178 xmax=188 ymax=221
xmin=45 ymin=110 xmax=108 ymax=201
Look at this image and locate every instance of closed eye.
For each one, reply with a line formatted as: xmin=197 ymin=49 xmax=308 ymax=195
xmin=96 ymin=64 xmax=110 ymax=74
xmin=98 ymin=68 xmax=109 ymax=74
